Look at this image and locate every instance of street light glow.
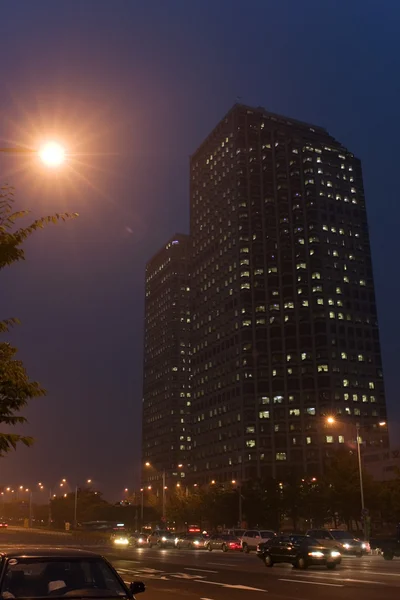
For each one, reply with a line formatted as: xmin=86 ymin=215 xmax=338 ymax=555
xmin=145 ymin=462 xmax=151 ymax=467
xmin=38 ymin=142 xmax=66 ymax=167
xmin=326 ymin=416 xmax=335 ymax=424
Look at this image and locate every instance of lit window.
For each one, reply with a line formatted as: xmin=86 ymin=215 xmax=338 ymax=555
xmin=276 ymin=452 xmax=287 ymax=461
xmin=318 ymin=364 xmax=329 ymax=372
xmin=317 ymin=298 xmax=324 ymax=305
xmin=312 ymin=272 xmax=321 ymax=279
xmin=259 ymin=411 xmax=270 ymax=419
xmin=274 ymin=395 xmax=283 ymax=404
xmin=246 ymin=426 xmax=255 ymax=434
xmin=241 ymin=283 xmax=250 ymax=290
xmin=353 ymin=394 xmax=358 ymax=402
xmin=242 ymin=319 xmax=251 ymax=326
xmin=240 ymin=270 xmax=250 ymax=277
xmin=306 ymin=407 xmax=316 ymax=415
xmin=358 ymin=354 xmax=364 ymax=362
xmin=306 ymin=437 xmax=312 ymax=445
xmin=246 ymin=440 xmax=256 ymax=448
xmin=290 ymin=409 xmax=300 ymax=416
xmin=338 ymin=436 xmax=344 ymax=444
xmin=369 ymin=382 xmax=375 ymax=389
xmin=343 ymin=379 xmax=349 ymax=387
xmin=302 ymin=300 xmax=309 ymax=307
xmin=326 ymin=436 xmax=334 ymax=443
xmin=362 ymin=395 xmax=368 ymax=403
xmin=336 ymin=287 xmax=342 ymax=294
xmin=344 ymin=393 xmax=349 ymax=401
xmin=301 ymin=353 xmax=307 ymax=360
xmin=329 ymin=311 xmax=335 ymax=319
xmin=370 ymin=395 xmax=376 ymax=403
xmin=360 ymin=280 xmax=366 ymax=286
xmin=341 ymin=352 xmax=347 ymax=359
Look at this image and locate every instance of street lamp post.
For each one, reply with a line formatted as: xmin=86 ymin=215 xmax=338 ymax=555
xmin=326 ymin=417 xmax=386 ymax=540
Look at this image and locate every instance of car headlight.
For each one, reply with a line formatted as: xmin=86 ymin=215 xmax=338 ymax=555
xmin=194 ymin=540 xmax=200 ymax=545
xmin=162 ymin=536 xmax=167 ymax=542
xmin=343 ymin=543 xmax=350 ymax=549
xmin=308 ymin=551 xmax=324 ymax=558
xmin=114 ymin=537 xmax=129 ymax=545
xmin=361 ymin=543 xmax=366 ymax=549
xmin=138 ymin=538 xmax=143 ymax=543
xmin=331 ymin=551 xmax=341 ymax=558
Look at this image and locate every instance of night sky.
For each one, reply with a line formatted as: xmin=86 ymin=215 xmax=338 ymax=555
xmin=1 ymin=0 xmax=399 ymax=498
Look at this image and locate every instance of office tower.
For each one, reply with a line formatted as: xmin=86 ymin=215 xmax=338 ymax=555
xmin=142 ymin=233 xmax=191 ymax=490
xmin=189 ymin=104 xmax=388 ymax=484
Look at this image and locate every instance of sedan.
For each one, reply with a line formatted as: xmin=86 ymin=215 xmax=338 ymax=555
xmin=175 ymin=533 xmax=209 ymax=549
xmin=257 ymin=534 xmax=342 ymax=570
xmin=0 ymin=548 xmax=145 ymax=598
xmin=206 ymin=534 xmax=242 ymax=552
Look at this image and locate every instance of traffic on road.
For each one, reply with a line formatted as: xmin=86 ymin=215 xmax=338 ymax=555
xmin=0 ymin=528 xmax=400 ymax=600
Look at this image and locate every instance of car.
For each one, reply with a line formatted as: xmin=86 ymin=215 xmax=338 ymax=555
xmin=175 ymin=533 xmax=209 ymax=549
xmin=205 ymin=534 xmax=242 ymax=552
xmin=0 ymin=548 xmax=145 ymax=598
xmin=306 ymin=528 xmax=366 ymax=557
xmin=241 ymin=529 xmax=275 ymax=553
xmin=147 ymin=530 xmax=175 ymax=548
xmin=110 ymin=531 xmax=148 ymax=547
xmin=257 ymin=534 xmax=342 ymax=570
xmin=0 ymin=522 xmax=8 ymax=529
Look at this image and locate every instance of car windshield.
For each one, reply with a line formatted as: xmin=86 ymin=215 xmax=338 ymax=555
xmin=1 ymin=557 xmax=128 ymax=599
xmin=260 ymin=531 xmax=275 ymax=538
xmin=330 ymin=531 xmax=353 ymax=540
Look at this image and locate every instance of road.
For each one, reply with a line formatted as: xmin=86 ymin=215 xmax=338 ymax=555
xmin=0 ymin=529 xmax=400 ymax=600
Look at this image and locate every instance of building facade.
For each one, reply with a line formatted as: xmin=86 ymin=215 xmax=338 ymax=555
xmin=141 ymin=234 xmax=191 ymax=490
xmin=189 ymin=104 xmax=388 ymax=485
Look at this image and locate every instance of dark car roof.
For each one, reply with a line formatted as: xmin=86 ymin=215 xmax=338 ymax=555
xmin=0 ymin=548 xmax=101 ymax=559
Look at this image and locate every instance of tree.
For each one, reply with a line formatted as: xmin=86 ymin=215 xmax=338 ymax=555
xmin=0 ymin=187 xmax=77 ymax=455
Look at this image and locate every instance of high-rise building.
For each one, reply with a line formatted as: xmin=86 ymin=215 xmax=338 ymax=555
xmin=142 ymin=233 xmax=191 ymax=490
xmin=189 ymin=104 xmax=388 ymax=485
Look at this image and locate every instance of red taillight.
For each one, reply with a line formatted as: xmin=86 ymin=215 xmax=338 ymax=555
xmin=229 ymin=542 xmax=238 ymax=547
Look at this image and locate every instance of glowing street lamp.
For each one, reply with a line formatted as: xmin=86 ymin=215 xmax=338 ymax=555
xmin=38 ymin=142 xmax=65 ymax=167
xmin=0 ymin=142 xmax=66 ymax=167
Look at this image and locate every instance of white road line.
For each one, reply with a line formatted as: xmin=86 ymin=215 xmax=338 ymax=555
xmin=279 ymin=578 xmax=343 ymax=588
xmin=206 ymin=562 xmax=236 ymax=567
xmin=199 ymin=580 xmax=267 ymax=592
xmin=365 ymin=571 xmax=400 ymax=577
xmin=343 ymin=578 xmax=386 ymax=585
xmin=184 ymin=568 xmax=218 ymax=573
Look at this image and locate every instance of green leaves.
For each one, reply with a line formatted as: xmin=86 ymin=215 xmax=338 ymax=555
xmin=0 ymin=186 xmax=77 ymax=457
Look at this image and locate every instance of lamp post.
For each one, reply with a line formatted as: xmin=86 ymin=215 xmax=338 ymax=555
xmin=326 ymin=417 xmax=386 ymax=540
xmin=145 ymin=462 xmax=166 ymax=521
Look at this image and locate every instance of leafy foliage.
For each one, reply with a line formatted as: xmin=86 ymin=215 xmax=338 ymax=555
xmin=0 ymin=186 xmax=77 ymax=456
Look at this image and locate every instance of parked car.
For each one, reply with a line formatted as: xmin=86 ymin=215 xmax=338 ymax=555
xmin=205 ymin=534 xmax=242 ymax=552
xmin=0 ymin=522 xmax=8 ymax=529
xmin=257 ymin=534 xmax=342 ymax=570
xmin=306 ymin=529 xmax=365 ymax=556
xmin=0 ymin=548 xmax=145 ymax=598
xmin=175 ymin=533 xmax=209 ymax=549
xmin=241 ymin=530 xmax=275 ymax=553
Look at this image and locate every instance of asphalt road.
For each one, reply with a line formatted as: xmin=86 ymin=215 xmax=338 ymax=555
xmin=1 ymin=529 xmax=400 ymax=600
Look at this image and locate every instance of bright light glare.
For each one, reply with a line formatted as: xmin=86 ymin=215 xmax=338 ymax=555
xmin=327 ymin=416 xmax=335 ymax=424
xmin=39 ymin=142 xmax=66 ymax=167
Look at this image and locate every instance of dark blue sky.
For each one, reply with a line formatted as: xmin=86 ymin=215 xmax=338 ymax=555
xmin=1 ymin=0 xmax=399 ymax=498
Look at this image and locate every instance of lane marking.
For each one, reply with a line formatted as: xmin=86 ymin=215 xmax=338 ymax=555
xmin=364 ymin=571 xmax=400 ymax=577
xmin=199 ymin=580 xmax=267 ymax=592
xmin=206 ymin=562 xmax=236 ymax=567
xmin=279 ymin=578 xmax=343 ymax=588
xmin=343 ymin=578 xmax=386 ymax=585
xmin=184 ymin=568 xmax=218 ymax=574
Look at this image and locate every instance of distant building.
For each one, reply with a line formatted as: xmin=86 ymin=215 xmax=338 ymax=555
xmin=141 ymin=234 xmax=191 ymax=490
xmin=189 ymin=103 xmax=388 ymax=485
